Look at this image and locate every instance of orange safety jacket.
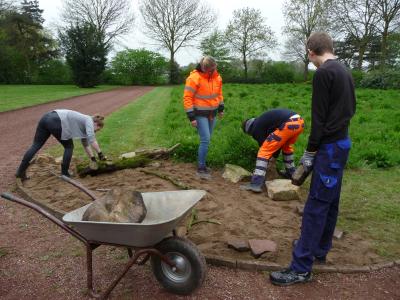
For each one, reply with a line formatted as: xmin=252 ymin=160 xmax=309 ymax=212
xmin=183 ymin=66 xmax=224 ymax=121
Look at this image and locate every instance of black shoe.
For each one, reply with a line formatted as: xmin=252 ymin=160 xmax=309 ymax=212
xmin=292 ymin=239 xmax=326 ymax=264
xmin=196 ymin=167 xmax=211 ymax=180
xmin=270 ymin=268 xmax=312 ymax=286
xmin=16 ymin=173 xmax=30 ymax=181
xmin=277 ymin=169 xmax=292 ymax=179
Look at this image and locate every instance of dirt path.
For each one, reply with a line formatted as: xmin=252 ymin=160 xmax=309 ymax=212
xmin=0 ymin=87 xmax=399 ymax=299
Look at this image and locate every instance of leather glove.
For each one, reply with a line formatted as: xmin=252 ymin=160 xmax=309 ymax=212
xmin=300 ymin=151 xmax=316 ymax=171
xmin=98 ymin=152 xmax=107 ymax=161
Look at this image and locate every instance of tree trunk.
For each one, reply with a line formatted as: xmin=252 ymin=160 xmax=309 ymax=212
xmin=380 ymin=23 xmax=389 ymax=69
xmin=303 ymin=54 xmax=309 ymax=81
xmin=243 ymin=53 xmax=248 ymax=79
xmin=170 ymin=51 xmax=175 ymax=84
xmin=357 ymin=44 xmax=367 ymax=70
xmin=77 ymin=144 xmax=180 ymax=177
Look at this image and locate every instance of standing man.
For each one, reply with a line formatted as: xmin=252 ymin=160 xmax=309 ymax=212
xmin=183 ymin=56 xmax=224 ymax=179
xmin=240 ymin=109 xmax=304 ymax=192
xmin=270 ymin=32 xmax=356 ymax=285
xmin=16 ymin=109 xmax=106 ymax=179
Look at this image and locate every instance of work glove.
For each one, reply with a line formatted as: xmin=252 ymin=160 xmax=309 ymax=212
xmin=300 ymin=151 xmax=316 ymax=172
xmin=98 ymin=152 xmax=107 ymax=161
xmin=292 ymin=151 xmax=316 ymax=186
xmin=89 ymin=156 xmax=98 ymax=170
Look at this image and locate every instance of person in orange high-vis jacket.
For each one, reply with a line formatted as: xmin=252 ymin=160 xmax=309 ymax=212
xmin=183 ymin=56 xmax=224 ymax=179
xmin=240 ymin=109 xmax=305 ymax=192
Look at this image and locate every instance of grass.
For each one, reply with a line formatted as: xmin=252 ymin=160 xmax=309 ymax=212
xmin=44 ymin=83 xmax=399 ymax=259
xmin=49 ymin=87 xmax=173 ymax=158
xmin=0 ymin=85 xmax=120 ymax=112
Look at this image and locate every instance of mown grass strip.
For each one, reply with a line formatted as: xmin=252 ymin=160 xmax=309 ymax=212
xmin=0 ymin=85 xmax=120 ymax=112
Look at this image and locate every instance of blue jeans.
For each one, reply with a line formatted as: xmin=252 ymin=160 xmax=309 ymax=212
xmin=196 ymin=115 xmax=216 ymax=168
xmin=290 ymin=137 xmax=351 ymax=273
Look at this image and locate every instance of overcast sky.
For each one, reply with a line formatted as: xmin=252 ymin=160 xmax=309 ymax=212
xmin=38 ymin=0 xmax=286 ymax=65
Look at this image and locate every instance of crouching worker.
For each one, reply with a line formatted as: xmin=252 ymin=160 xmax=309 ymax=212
xmin=240 ymin=109 xmax=304 ymax=193
xmin=16 ymin=109 xmax=106 ymax=180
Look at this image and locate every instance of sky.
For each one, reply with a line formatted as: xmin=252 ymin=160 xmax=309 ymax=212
xmin=38 ymin=0 xmax=287 ymax=66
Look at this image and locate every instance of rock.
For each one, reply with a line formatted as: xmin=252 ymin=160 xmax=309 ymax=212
xmin=296 ymin=204 xmax=304 ymax=216
xmin=119 ymin=152 xmax=136 ymax=159
xmin=227 ymin=239 xmax=250 ymax=252
xmin=248 ymin=239 xmax=277 ymax=258
xmin=333 ymin=228 xmax=344 ymax=239
xmin=266 ymin=179 xmax=300 ymax=201
xmin=222 ymin=164 xmax=252 ymax=183
xmin=148 ymin=161 xmax=161 ymax=168
xmin=82 ymin=187 xmax=147 ymax=223
xmin=55 ymin=156 xmax=63 ymax=164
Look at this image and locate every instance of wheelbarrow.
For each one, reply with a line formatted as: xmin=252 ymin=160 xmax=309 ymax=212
xmin=1 ymin=176 xmax=207 ymax=299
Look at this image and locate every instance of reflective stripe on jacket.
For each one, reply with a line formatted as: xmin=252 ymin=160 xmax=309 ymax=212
xmin=183 ymin=69 xmax=224 ymax=121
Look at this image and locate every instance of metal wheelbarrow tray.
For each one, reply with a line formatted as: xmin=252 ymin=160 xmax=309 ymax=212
xmin=1 ymin=176 xmax=207 ymax=299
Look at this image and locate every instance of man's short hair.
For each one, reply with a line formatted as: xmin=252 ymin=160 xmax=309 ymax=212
xmin=307 ymin=32 xmax=334 ymax=56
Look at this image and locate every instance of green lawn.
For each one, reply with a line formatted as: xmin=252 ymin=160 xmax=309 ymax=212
xmin=48 ymin=84 xmax=399 ymax=259
xmin=0 ymin=85 xmax=120 ymax=112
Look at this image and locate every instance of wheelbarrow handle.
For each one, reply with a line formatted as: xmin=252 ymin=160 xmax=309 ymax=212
xmin=1 ymin=192 xmax=89 ymax=245
xmin=59 ymin=175 xmax=99 ymax=201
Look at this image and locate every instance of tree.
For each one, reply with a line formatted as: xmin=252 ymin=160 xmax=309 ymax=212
xmin=282 ymin=0 xmax=332 ymax=80
xmin=21 ymin=0 xmax=44 ymax=26
xmin=111 ymin=49 xmax=168 ymax=85
xmin=0 ymin=2 xmax=58 ymax=83
xmin=374 ymin=0 xmax=400 ymax=68
xmin=332 ymin=0 xmax=380 ymax=70
xmin=199 ymin=29 xmax=231 ymax=75
xmin=225 ymin=7 xmax=276 ymax=79
xmin=139 ymin=0 xmax=216 ymax=83
xmin=61 ymin=0 xmax=134 ymax=47
xmin=60 ymin=23 xmax=108 ymax=87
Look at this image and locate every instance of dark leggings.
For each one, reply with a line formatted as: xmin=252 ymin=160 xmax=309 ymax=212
xmin=16 ymin=111 xmax=74 ymax=176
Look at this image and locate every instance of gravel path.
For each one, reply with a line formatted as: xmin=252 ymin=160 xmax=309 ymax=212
xmin=0 ymin=86 xmax=399 ymax=299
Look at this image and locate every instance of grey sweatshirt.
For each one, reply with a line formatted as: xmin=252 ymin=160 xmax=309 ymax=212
xmin=54 ymin=110 xmax=95 ymax=146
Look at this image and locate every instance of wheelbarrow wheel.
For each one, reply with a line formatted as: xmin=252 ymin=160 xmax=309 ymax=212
xmin=151 ymin=236 xmax=206 ymax=295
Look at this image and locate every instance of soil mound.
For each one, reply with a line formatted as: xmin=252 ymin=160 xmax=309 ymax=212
xmin=21 ymin=157 xmax=383 ymax=267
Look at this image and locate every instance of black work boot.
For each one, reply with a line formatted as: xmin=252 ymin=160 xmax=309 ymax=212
xmin=16 ymin=163 xmax=30 ymax=181
xmin=270 ymin=268 xmax=312 ymax=286
xmin=239 ymin=175 xmax=264 ymax=193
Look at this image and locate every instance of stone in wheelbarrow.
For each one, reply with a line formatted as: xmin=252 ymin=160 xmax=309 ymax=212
xmin=82 ymin=187 xmax=147 ymax=223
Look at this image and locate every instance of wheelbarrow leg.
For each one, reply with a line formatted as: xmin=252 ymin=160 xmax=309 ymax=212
xmin=87 ymin=245 xmax=101 ymax=298
xmin=101 ymin=249 xmax=175 ymax=299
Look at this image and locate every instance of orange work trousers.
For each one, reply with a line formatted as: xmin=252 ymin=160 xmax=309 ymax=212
xmin=257 ymin=117 xmax=304 ymax=160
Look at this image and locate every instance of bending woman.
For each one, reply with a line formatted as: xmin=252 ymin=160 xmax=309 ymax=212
xmin=16 ymin=109 xmax=106 ymax=179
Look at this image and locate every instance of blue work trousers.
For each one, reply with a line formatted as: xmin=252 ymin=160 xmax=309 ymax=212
xmin=290 ymin=137 xmax=351 ymax=273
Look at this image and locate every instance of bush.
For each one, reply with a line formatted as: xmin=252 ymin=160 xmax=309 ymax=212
xmin=360 ymin=69 xmax=400 ymax=89
xmin=110 ymin=49 xmax=168 ymax=85
xmin=262 ymin=61 xmax=296 ymax=84
xmin=35 ymin=60 xmax=73 ymax=84
xmin=351 ymin=70 xmax=364 ymax=87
